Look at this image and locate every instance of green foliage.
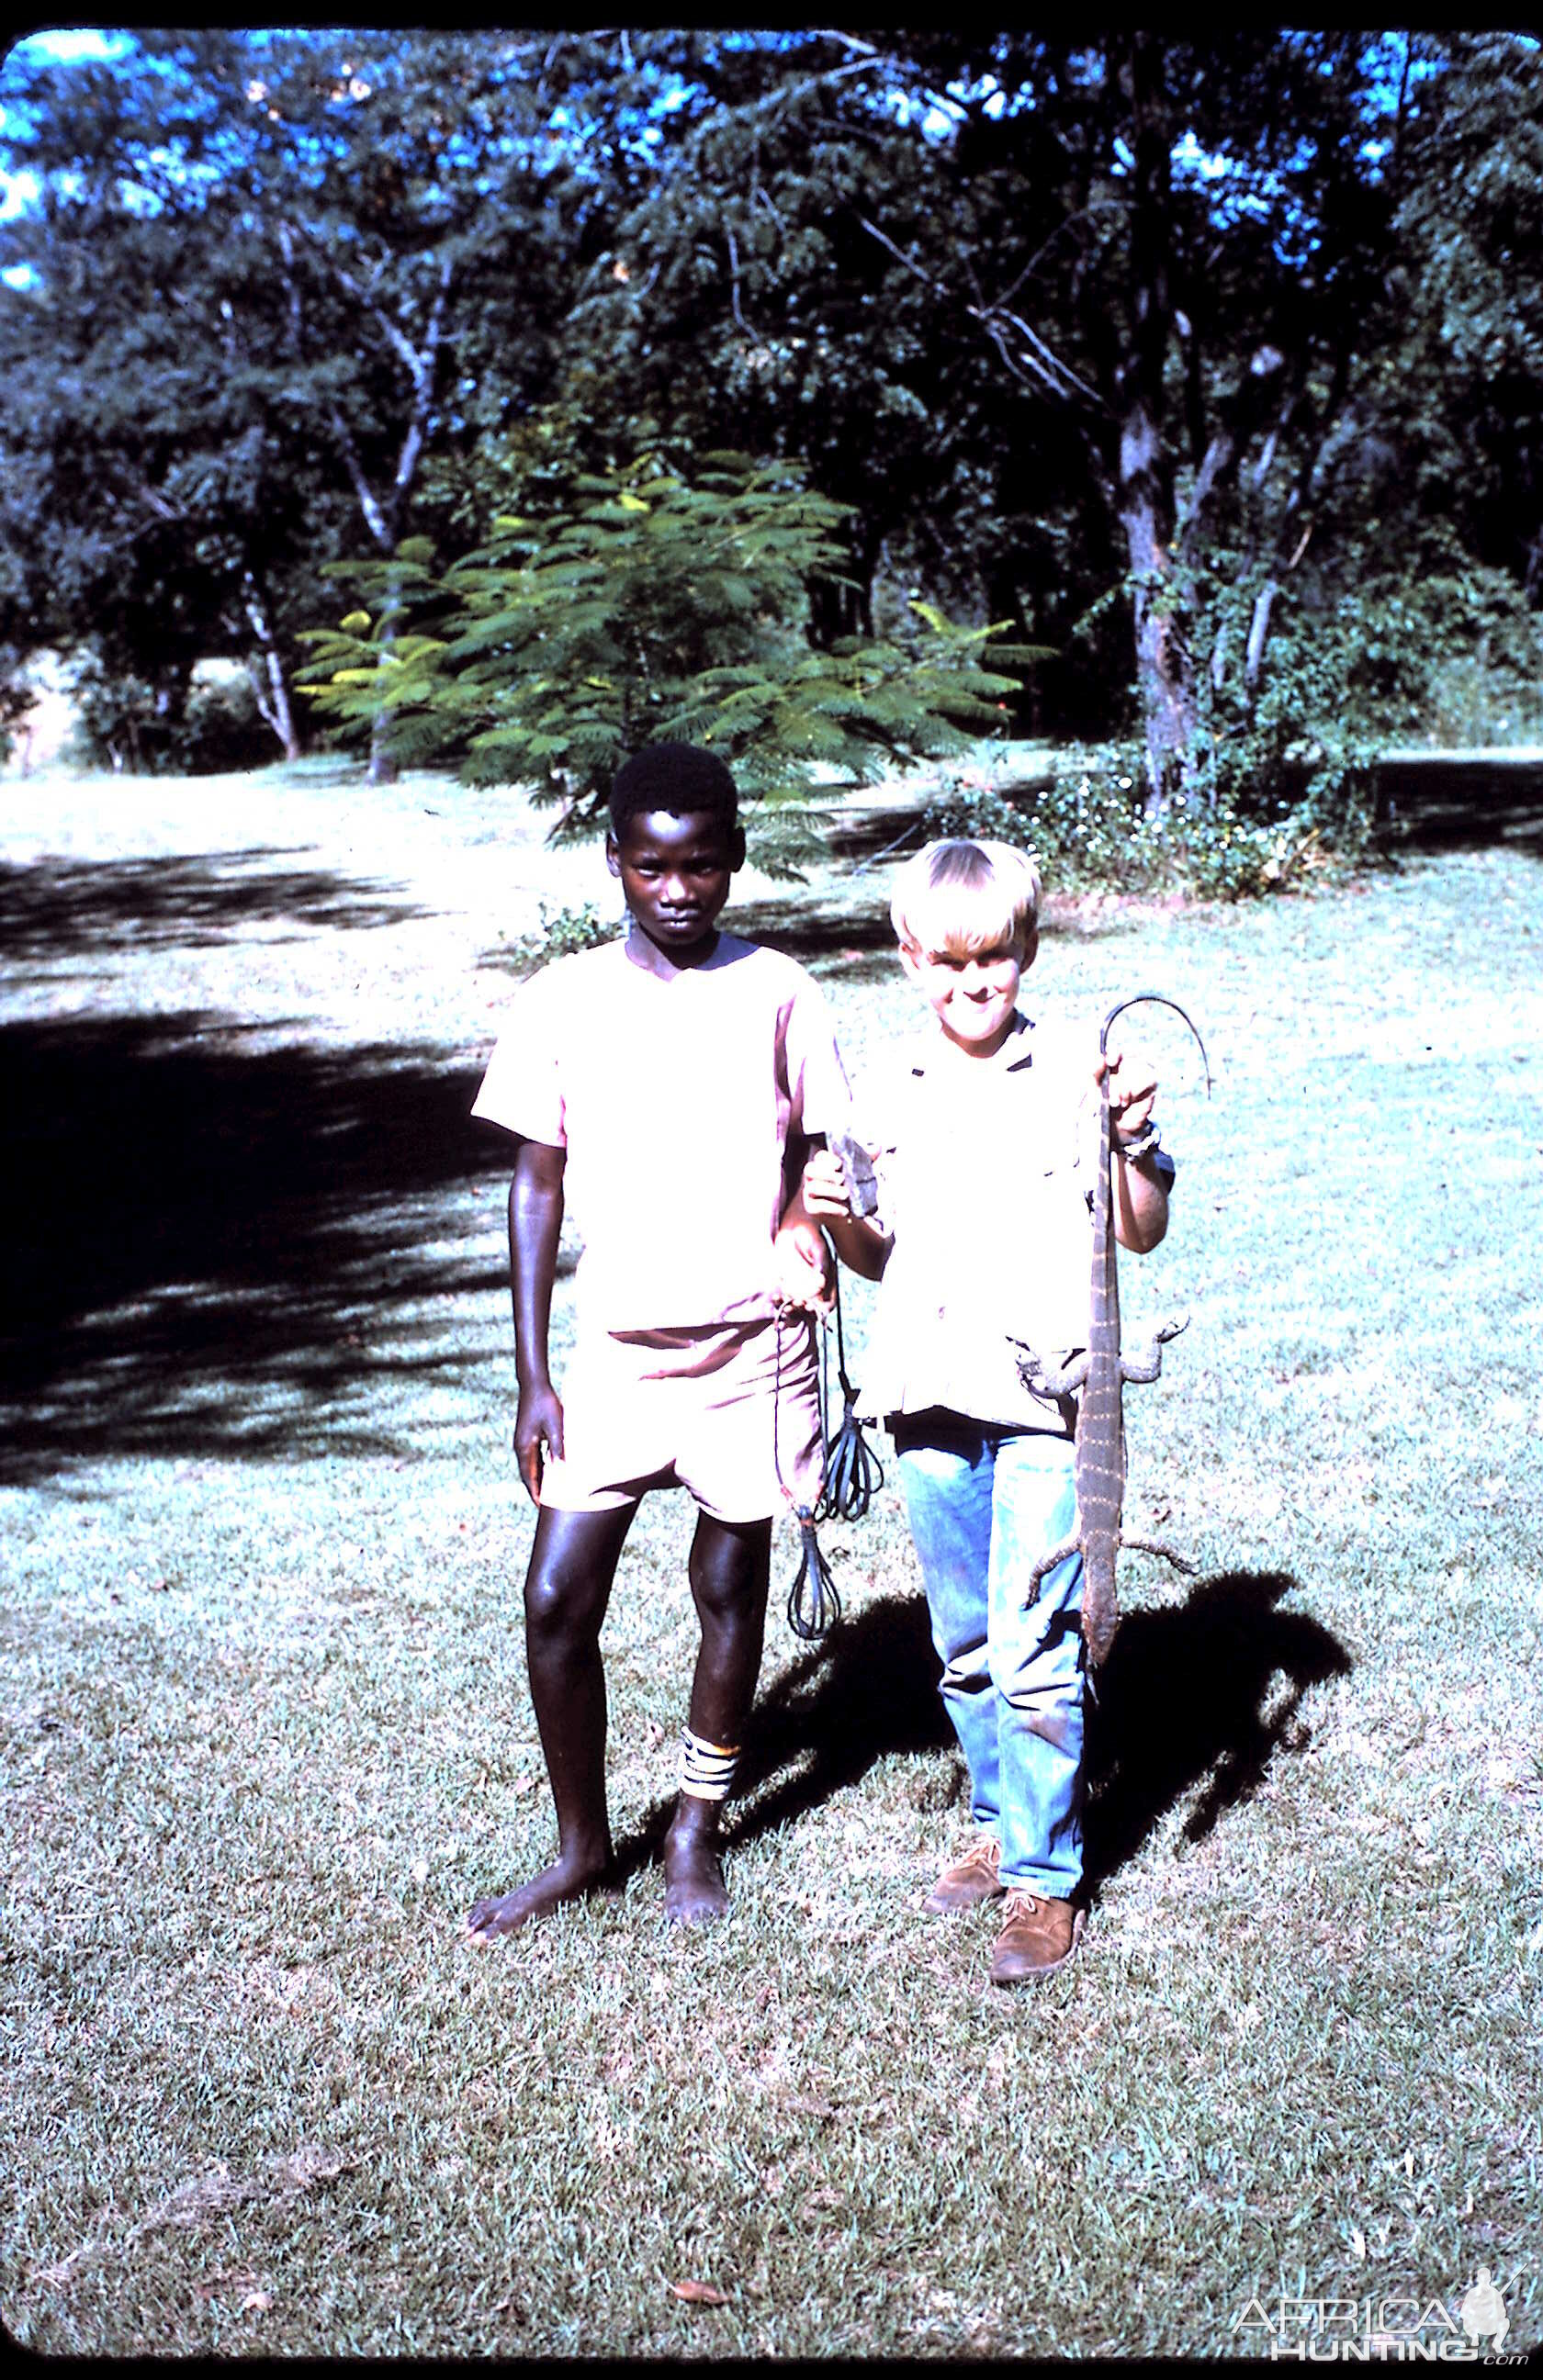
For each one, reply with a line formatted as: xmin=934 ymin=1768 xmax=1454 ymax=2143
xmin=915 ymin=741 xmax=1347 ymax=904
xmin=514 ymin=899 xmax=619 ymax=969
xmin=0 ymin=643 xmax=32 ymax=769
xmin=1177 ymin=526 xmax=1543 ymax=892
xmin=9 ymin=28 xmax=1543 ymax=845
xmin=561 ymin=28 xmax=1475 ymax=815
xmin=62 ymin=652 xmax=272 ymax=775
xmin=0 ymin=28 xmax=612 ymax=766
xmin=299 ymin=443 xmax=1042 ymax=874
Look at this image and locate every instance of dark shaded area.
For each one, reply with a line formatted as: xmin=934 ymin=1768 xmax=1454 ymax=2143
xmin=603 ymin=1567 xmax=1350 ymax=1899
xmin=0 ymin=848 xmax=422 ymax=972
xmin=728 ymin=893 xmax=907 ymax=982
xmin=1078 ymin=1568 xmax=1351 ymax=1887
xmin=0 ymin=1005 xmax=521 ymax=1482
xmin=821 ymin=798 xmax=940 ymax=865
xmin=1374 ymin=753 xmax=1543 ymax=857
xmin=817 ymin=769 xmax=1051 ymax=866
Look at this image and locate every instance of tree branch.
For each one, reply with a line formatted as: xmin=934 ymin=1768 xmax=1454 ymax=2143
xmin=857 ymin=213 xmax=1105 ymax=410
xmin=995 ymin=197 xmax=1129 ymax=313
xmin=328 ymin=405 xmax=393 ymax=549
xmin=275 ymin=219 xmax=304 ymax=361
xmin=726 ymin=225 xmax=755 ymax=337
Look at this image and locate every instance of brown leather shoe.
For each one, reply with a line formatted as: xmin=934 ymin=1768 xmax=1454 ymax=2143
xmin=923 ymin=1832 xmax=1004 ymax=1914
xmin=989 ymin=1888 xmax=1084 ymax=1984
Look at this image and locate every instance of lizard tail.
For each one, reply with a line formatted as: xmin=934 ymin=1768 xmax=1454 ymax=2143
xmin=1100 ymin=992 xmax=1213 ymax=1092
xmin=1081 ymin=1566 xmax=1121 ymax=1667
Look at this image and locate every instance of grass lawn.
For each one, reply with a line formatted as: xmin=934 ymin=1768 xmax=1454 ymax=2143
xmin=2 ymin=762 xmax=1539 ymax=2358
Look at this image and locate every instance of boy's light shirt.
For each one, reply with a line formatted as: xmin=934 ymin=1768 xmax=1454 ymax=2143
xmin=856 ymin=1008 xmax=1170 ymax=1434
xmin=471 ymin=926 xmax=851 ymax=1335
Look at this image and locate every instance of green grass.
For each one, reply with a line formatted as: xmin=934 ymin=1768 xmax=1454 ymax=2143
xmin=3 ymin=781 xmax=1540 ymax=2357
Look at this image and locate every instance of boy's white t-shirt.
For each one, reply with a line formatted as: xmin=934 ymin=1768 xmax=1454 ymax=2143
xmin=472 ymin=927 xmax=850 ymax=1336
xmin=856 ymin=1008 xmax=1175 ymax=1434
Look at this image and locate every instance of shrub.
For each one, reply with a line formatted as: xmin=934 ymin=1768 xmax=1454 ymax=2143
xmin=512 ymin=900 xmax=620 ymax=969
xmin=299 ymin=436 xmax=1044 ymax=877
xmin=917 ymin=747 xmax=1165 ymax=895
xmin=915 ymin=741 xmax=1348 ymax=904
xmin=64 ymin=652 xmax=273 ymax=774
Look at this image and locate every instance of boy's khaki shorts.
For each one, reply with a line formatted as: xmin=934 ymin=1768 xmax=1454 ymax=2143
xmin=538 ymin=1312 xmax=825 ymax=1525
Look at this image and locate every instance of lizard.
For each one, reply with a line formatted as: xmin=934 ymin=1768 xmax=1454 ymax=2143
xmin=1009 ymin=992 xmax=1211 ymax=1667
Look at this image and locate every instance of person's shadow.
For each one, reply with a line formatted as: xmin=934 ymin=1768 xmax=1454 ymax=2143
xmin=609 ymin=1568 xmax=1350 ymax=1895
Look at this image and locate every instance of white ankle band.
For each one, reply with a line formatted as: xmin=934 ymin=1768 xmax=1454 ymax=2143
xmin=679 ymin=1726 xmax=739 ymax=1802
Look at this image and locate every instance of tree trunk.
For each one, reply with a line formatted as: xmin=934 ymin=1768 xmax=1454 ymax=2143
xmin=1120 ymin=420 xmax=1194 ymax=819
xmin=308 ymin=251 xmax=453 ymax=787
xmin=1245 ymin=580 xmax=1278 ymax=693
xmin=242 ymin=575 xmax=301 ymax=762
xmin=367 ymin=560 xmax=402 ymax=785
xmin=367 ymin=707 xmax=399 ymax=786
xmin=1114 ymin=36 xmax=1193 ymax=821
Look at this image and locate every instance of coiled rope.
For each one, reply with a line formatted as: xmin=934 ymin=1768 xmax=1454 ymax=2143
xmin=773 ymin=1270 xmax=884 ymax=1640
xmin=813 ymin=1267 xmax=884 ymax=1525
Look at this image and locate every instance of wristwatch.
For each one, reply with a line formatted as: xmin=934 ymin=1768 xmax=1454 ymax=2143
xmin=1112 ymin=1121 xmax=1162 ymax=1164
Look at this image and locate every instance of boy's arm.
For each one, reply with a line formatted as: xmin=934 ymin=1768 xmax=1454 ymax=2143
xmin=795 ymin=1145 xmax=892 ymax=1282
xmin=1099 ymin=1048 xmax=1171 ymax=1254
xmin=772 ymin=1130 xmax=837 ymax=1313
xmin=508 ymin=1136 xmax=567 ymax=1502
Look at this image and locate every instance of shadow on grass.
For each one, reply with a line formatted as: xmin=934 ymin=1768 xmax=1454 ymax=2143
xmin=1375 ymin=754 xmax=1543 ymax=859
xmin=706 ymin=894 xmax=907 ymax=983
xmin=607 ymin=1570 xmax=1350 ymax=1893
xmin=0 ymin=1005 xmax=521 ymax=1482
xmin=714 ymin=874 xmax=1148 ymax=981
xmin=0 ymin=848 xmax=424 ymax=972
xmin=1080 ymin=1568 xmax=1351 ymax=1889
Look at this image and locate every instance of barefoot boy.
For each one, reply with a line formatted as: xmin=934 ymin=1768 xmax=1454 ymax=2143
xmin=796 ymin=838 xmax=1176 ymax=1985
xmin=466 ymin=743 xmax=844 ymax=1939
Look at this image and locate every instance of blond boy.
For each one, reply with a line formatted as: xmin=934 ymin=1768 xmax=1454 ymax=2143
xmin=797 ymin=839 xmax=1175 ymax=1983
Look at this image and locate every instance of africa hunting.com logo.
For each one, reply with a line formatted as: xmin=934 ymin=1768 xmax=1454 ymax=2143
xmin=1233 ymin=2270 xmax=1524 ymax=2362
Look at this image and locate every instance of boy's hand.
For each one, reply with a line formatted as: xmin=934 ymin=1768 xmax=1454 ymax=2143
xmin=798 ymin=1147 xmax=856 ymax=1223
xmin=772 ymin=1217 xmax=835 ymax=1315
xmin=513 ymin=1382 xmax=564 ymax=1504
xmin=1097 ymin=1045 xmax=1158 ymax=1145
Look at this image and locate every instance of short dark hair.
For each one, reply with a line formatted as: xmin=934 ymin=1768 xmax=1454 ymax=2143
xmin=609 ymin=742 xmax=738 ymax=839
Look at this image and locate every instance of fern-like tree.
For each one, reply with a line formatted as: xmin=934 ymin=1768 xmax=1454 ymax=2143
xmin=298 ymin=441 xmax=1043 ymax=870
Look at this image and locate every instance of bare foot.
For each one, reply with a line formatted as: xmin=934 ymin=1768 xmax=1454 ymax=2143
xmin=663 ymin=1802 xmax=729 ymax=1927
xmin=465 ymin=1853 xmax=615 ymax=1945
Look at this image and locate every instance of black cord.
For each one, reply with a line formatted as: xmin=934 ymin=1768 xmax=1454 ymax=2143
xmin=786 ymin=1505 xmax=842 ymax=1641
xmin=773 ymin=1307 xmax=841 ymax=1638
xmin=815 ymin=1272 xmax=884 ymax=1523
xmin=772 ymin=1271 xmax=886 ymax=1636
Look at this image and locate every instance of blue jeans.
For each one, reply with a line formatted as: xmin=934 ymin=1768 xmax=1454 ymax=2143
xmin=895 ymin=1415 xmax=1085 ymax=1899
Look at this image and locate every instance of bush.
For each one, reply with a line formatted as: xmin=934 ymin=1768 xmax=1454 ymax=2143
xmin=916 ymin=747 xmax=1165 ymax=894
xmin=181 ymin=661 xmax=274 ymax=773
xmin=914 ymin=741 xmax=1350 ymax=904
xmin=299 ymin=433 xmax=1042 ymax=877
xmin=63 ymin=652 xmax=275 ymax=774
xmin=512 ymin=900 xmax=620 ymax=969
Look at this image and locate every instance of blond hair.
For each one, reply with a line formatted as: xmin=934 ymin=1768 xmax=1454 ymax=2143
xmin=889 ymin=838 xmax=1042 ymax=960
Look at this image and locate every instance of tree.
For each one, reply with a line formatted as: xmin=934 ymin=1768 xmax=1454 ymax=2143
xmin=553 ymin=30 xmax=1442 ymax=822
xmin=0 ymin=28 xmax=619 ymax=769
xmin=298 ymin=442 xmax=1042 ymax=870
xmin=1385 ymin=32 xmax=1543 ymax=599
xmin=7 ymin=25 xmax=1540 ymax=832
